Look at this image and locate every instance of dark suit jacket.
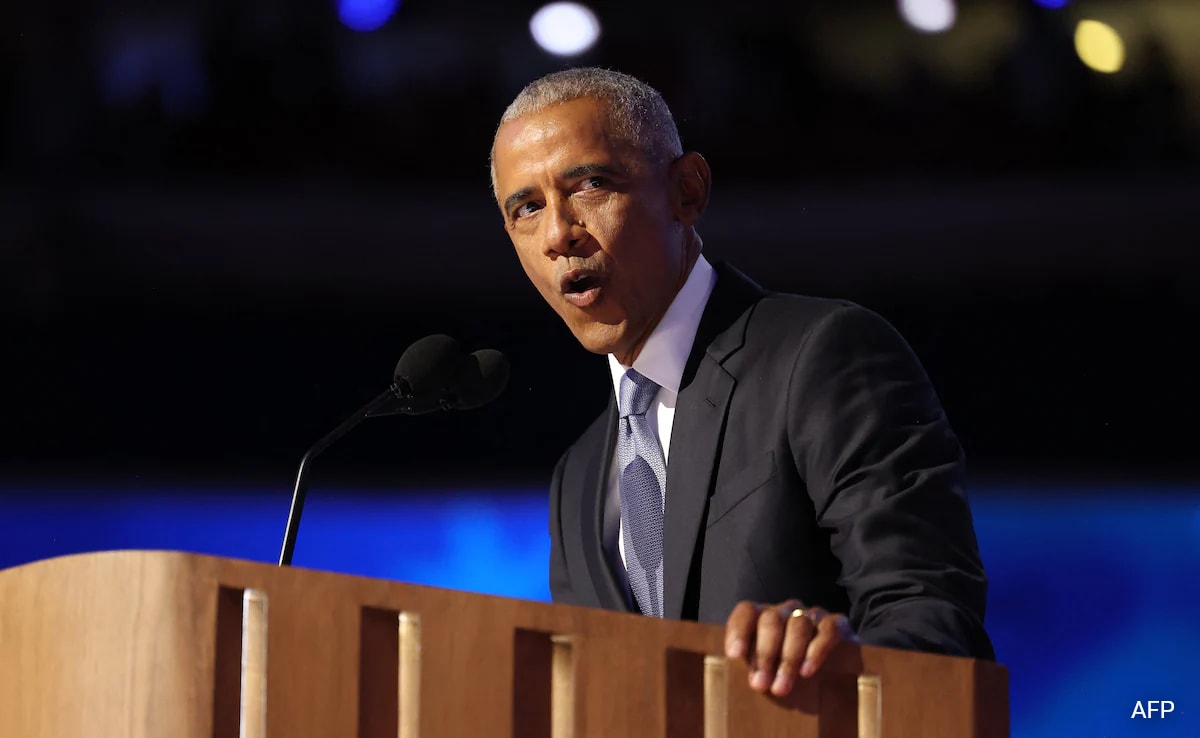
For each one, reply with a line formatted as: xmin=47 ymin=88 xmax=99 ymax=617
xmin=547 ymin=262 xmax=994 ymax=660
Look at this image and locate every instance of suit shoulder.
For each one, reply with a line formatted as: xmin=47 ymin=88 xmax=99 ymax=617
xmin=756 ymin=292 xmax=856 ymax=318
xmin=750 ymin=292 xmax=895 ymax=342
xmin=729 ymin=293 xmax=925 ymax=383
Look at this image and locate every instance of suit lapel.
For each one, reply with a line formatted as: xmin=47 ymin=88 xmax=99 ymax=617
xmin=662 ymin=359 xmax=734 ymax=618
xmin=662 ymin=263 xmax=763 ymax=619
xmin=577 ymin=398 xmax=631 ymax=612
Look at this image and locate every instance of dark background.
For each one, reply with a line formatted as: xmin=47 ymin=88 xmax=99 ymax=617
xmin=2 ymin=0 xmax=1198 ymax=485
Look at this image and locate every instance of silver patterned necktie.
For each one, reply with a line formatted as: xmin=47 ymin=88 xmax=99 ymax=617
xmin=617 ymin=369 xmax=666 ymax=617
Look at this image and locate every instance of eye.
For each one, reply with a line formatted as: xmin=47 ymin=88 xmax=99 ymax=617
xmin=514 ymin=201 xmax=542 ymax=219
xmin=579 ymin=176 xmax=605 ymax=190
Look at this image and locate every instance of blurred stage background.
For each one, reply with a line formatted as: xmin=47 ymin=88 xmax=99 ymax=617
xmin=2 ymin=0 xmax=1198 ymax=736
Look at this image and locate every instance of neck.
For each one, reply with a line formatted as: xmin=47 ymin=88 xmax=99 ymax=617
xmin=614 ymin=234 xmax=702 ymax=366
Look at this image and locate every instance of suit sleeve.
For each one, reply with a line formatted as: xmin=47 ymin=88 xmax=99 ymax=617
xmin=787 ymin=304 xmax=994 ymax=660
xmin=548 ymin=449 xmax=575 ymax=604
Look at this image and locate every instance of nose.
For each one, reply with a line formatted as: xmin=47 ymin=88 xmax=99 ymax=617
xmin=541 ymin=198 xmax=586 ymax=258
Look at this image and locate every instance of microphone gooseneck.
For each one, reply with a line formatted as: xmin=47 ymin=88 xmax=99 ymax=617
xmin=278 ymin=335 xmax=507 ymax=567
xmin=277 ymin=385 xmax=405 ymax=566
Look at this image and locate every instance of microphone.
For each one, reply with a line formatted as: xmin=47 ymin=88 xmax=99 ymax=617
xmin=277 ymin=335 xmax=508 ymax=566
xmin=444 ymin=349 xmax=511 ymax=410
xmin=368 ymin=334 xmax=466 ymax=417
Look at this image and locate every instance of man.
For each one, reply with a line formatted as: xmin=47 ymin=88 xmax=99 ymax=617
xmin=490 ymin=67 xmax=993 ymax=698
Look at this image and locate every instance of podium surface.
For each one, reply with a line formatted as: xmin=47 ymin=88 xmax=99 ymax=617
xmin=0 ymin=551 xmax=1007 ymax=737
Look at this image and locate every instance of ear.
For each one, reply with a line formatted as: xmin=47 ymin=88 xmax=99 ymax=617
xmin=670 ymin=151 xmax=711 ymax=227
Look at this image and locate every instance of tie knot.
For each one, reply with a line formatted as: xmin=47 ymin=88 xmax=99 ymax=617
xmin=618 ymin=369 xmax=660 ymax=418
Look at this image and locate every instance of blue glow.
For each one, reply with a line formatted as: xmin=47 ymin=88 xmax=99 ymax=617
xmin=100 ymin=32 xmax=208 ymax=117
xmin=338 ymin=0 xmax=399 ymax=32
xmin=1032 ymin=0 xmax=1070 ymax=8
xmin=2 ymin=479 xmax=1197 ymax=737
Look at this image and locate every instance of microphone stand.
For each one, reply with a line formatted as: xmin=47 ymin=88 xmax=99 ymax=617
xmin=278 ymin=384 xmax=406 ymax=566
xmin=275 ymin=344 xmax=506 ymax=567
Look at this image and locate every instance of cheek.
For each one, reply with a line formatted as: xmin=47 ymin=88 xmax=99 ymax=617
xmin=606 ymin=203 xmax=671 ymax=255
xmin=513 ymin=242 xmax=544 ymax=281
xmin=608 ymin=225 xmax=674 ymax=285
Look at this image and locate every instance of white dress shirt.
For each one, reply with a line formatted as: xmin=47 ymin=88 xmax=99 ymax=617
xmin=603 ymin=254 xmax=717 ymax=602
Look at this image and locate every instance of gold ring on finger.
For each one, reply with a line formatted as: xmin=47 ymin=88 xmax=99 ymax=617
xmin=790 ymin=607 xmax=818 ymax=625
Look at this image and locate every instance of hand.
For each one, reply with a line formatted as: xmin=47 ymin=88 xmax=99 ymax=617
xmin=724 ymin=599 xmax=858 ymax=697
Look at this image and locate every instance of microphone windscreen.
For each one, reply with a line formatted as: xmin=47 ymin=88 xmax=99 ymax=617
xmin=448 ymin=349 xmax=510 ymax=410
xmin=393 ymin=334 xmax=464 ymax=397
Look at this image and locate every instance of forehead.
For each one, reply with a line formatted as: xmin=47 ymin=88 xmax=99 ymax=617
xmin=493 ymin=98 xmax=635 ymax=187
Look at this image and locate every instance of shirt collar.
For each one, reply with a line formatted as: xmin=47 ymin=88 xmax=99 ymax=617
xmin=608 ymin=254 xmax=717 ymax=396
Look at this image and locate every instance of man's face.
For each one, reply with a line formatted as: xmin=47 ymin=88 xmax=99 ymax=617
xmin=492 ymin=97 xmax=691 ymax=365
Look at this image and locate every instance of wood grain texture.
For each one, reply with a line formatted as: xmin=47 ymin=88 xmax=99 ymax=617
xmin=0 ymin=551 xmax=1009 ymax=738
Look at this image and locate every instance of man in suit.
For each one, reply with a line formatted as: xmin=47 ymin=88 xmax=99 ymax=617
xmin=490 ymin=67 xmax=993 ymax=698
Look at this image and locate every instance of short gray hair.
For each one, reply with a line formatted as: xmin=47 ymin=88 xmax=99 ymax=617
xmin=489 ymin=67 xmax=683 ymax=195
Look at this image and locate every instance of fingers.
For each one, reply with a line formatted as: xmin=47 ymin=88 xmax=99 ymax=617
xmin=724 ymin=600 xmax=858 ymax=697
xmin=768 ymin=605 xmax=819 ymax=696
xmin=799 ymin=613 xmax=856 ymax=679
xmin=749 ymin=601 xmax=800 ymax=691
xmin=726 ymin=599 xmax=809 ymax=694
xmin=724 ymin=600 xmax=762 ymax=660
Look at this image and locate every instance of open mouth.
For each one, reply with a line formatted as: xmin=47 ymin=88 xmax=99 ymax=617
xmin=564 ymin=274 xmax=601 ymax=294
xmin=560 ymin=270 xmax=605 ymax=307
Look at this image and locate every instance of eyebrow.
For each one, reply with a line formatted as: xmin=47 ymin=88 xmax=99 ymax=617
xmin=502 ymin=162 xmax=625 ymax=215
xmin=563 ymin=162 xmax=623 ymax=181
xmin=502 ymin=188 xmax=533 ymax=216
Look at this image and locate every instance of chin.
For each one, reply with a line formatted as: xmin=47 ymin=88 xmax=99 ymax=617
xmin=567 ymin=320 xmax=625 ymax=357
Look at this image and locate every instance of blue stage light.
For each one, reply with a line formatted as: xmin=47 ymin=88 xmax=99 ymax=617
xmin=338 ymin=0 xmax=399 ymax=32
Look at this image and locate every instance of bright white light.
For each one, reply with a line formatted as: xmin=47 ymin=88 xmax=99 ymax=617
xmin=530 ymin=3 xmax=601 ymax=57
xmin=898 ymin=0 xmax=957 ymax=34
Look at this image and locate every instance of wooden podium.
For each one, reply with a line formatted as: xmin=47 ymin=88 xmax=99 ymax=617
xmin=0 ymin=551 xmax=1007 ymax=737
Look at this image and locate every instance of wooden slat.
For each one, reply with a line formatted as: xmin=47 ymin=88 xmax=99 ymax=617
xmin=550 ymin=635 xmax=576 ymax=738
xmin=857 ymin=675 xmax=882 ymax=738
xmin=703 ymin=656 xmax=729 ymax=738
xmin=239 ymin=589 xmax=268 ymax=738
xmin=398 ymin=612 xmax=421 ymax=738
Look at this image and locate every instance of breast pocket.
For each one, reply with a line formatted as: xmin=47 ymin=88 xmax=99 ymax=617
xmin=705 ymin=450 xmax=778 ymax=527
